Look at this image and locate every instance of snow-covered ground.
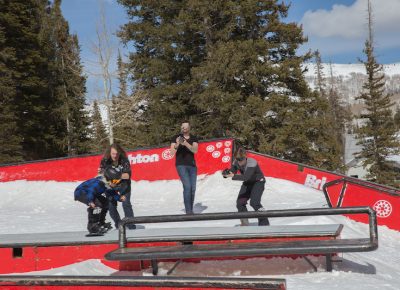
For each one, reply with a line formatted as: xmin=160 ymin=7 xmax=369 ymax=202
xmin=0 ymin=172 xmax=400 ymax=289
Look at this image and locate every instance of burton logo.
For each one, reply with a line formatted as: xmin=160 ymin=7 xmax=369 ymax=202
xmin=304 ymin=174 xmax=327 ymax=190
xmin=373 ymin=200 xmax=392 ymax=218
xmin=128 ymin=153 xmax=160 ymax=164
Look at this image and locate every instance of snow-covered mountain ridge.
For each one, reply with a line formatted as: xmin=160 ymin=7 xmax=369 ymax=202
xmin=303 ymin=62 xmax=400 ymax=104
xmin=303 ymin=62 xmax=400 ymax=78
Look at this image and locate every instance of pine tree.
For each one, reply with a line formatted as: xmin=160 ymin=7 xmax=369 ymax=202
xmin=1 ymin=0 xmax=91 ymax=160
xmin=327 ymin=61 xmax=352 ymax=167
xmin=50 ymin=1 xmax=91 ymax=155
xmin=0 ymin=23 xmax=23 ymax=163
xmin=118 ymin=0 xmax=342 ymax=168
xmin=314 ymin=50 xmax=326 ymax=96
xmin=308 ymin=53 xmax=349 ymax=171
xmin=112 ymin=51 xmax=134 ymax=148
xmin=1 ymin=0 xmax=64 ymax=160
xmin=118 ymin=0 xmax=189 ymax=145
xmin=394 ymin=105 xmax=400 ymax=130
xmin=355 ymin=0 xmax=399 ymax=186
xmin=91 ymin=100 xmax=108 ymax=153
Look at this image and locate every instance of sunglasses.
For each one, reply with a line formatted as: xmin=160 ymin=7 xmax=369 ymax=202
xmin=236 ymin=157 xmax=245 ymax=162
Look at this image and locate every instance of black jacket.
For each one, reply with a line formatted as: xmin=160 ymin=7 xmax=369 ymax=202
xmin=230 ymin=157 xmax=265 ymax=184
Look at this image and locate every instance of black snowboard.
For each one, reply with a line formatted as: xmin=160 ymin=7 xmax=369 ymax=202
xmin=85 ymin=226 xmax=112 ymax=237
xmin=85 ymin=232 xmax=105 ymax=237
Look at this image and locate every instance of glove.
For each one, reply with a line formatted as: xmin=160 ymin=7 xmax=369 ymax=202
xmin=222 ymin=168 xmax=232 ymax=178
xmin=115 ymin=180 xmax=129 ymax=195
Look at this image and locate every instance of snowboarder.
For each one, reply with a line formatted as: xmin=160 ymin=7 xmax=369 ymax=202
xmin=222 ymin=147 xmax=269 ymax=226
xmin=74 ymin=166 xmax=127 ymax=235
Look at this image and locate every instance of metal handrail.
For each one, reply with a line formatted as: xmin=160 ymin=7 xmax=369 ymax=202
xmin=322 ymin=177 xmax=400 ymax=208
xmin=118 ymin=206 xmax=377 ymax=249
xmin=0 ymin=275 xmax=286 ymax=289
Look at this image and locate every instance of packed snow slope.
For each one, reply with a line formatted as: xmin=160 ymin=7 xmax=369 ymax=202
xmin=0 ymin=172 xmax=399 ymax=289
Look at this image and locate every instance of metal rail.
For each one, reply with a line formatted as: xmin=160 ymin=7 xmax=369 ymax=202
xmin=118 ymin=206 xmax=378 ymax=249
xmin=0 ymin=275 xmax=286 ymax=289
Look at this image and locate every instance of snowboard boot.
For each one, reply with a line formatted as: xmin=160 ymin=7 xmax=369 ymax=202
xmin=87 ymin=207 xmax=102 ymax=233
xmin=257 ymin=207 xmax=270 ymax=226
xmin=100 ymin=221 xmax=112 ymax=231
xmin=87 ymin=222 xmax=102 ymax=234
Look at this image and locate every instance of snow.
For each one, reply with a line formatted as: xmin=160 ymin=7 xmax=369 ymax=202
xmin=303 ymin=62 xmax=400 ymax=78
xmin=1 ymin=172 xmax=400 ymax=289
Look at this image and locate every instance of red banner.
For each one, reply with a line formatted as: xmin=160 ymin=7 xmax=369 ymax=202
xmin=0 ymin=139 xmax=234 ymax=182
xmin=248 ymin=152 xmax=400 ymax=232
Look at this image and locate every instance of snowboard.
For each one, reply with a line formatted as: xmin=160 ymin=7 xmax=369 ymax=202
xmin=85 ymin=223 xmax=112 ymax=237
xmin=85 ymin=232 xmax=105 ymax=237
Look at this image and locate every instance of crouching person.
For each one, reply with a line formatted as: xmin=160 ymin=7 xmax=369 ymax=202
xmin=74 ymin=166 xmax=126 ymax=234
xmin=222 ymin=147 xmax=269 ymax=226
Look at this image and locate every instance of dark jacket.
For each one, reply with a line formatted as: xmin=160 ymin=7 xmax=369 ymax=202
xmin=74 ymin=176 xmax=127 ymax=204
xmin=99 ymin=156 xmax=132 ymax=188
xmin=230 ymin=157 xmax=265 ymax=184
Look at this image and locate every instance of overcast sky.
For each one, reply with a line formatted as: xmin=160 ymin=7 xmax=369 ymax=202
xmin=61 ymin=0 xmax=400 ymax=100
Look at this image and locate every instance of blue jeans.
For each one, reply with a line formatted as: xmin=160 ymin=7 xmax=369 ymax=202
xmin=176 ymin=165 xmax=197 ymax=214
xmin=109 ymin=189 xmax=135 ymax=229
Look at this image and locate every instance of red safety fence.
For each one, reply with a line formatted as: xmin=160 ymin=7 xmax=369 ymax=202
xmin=0 ymin=138 xmax=234 ymax=182
xmin=1 ymin=138 xmax=399 ymax=231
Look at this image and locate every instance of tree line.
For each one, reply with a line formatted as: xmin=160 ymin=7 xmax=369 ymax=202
xmin=0 ymin=0 xmax=93 ymax=163
xmin=1 ymin=0 xmax=398 ymax=187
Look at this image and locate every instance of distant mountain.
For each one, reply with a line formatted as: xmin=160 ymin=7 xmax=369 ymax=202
xmin=303 ymin=63 xmax=400 ymax=172
xmin=303 ymin=62 xmax=400 ymax=105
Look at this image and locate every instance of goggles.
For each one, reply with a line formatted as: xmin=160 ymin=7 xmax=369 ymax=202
xmin=110 ymin=179 xmax=121 ymax=185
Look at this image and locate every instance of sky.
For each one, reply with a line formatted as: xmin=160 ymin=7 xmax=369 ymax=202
xmin=60 ymin=0 xmax=400 ymax=100
xmin=1 ymin=173 xmax=400 ymax=289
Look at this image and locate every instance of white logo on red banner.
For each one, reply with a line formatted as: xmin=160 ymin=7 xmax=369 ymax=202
xmin=203 ymin=140 xmax=232 ymax=163
xmin=128 ymin=153 xmax=160 ymax=164
xmin=304 ymin=174 xmax=327 ymax=191
xmin=222 ymin=156 xmax=231 ymax=163
xmin=212 ymin=151 xmax=221 ymax=158
xmin=161 ymin=149 xmax=174 ymax=160
xmin=373 ymin=200 xmax=392 ymax=218
xmin=206 ymin=145 xmax=215 ymax=152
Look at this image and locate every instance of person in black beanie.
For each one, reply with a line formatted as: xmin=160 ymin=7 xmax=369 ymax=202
xmin=222 ymin=147 xmax=269 ymax=226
